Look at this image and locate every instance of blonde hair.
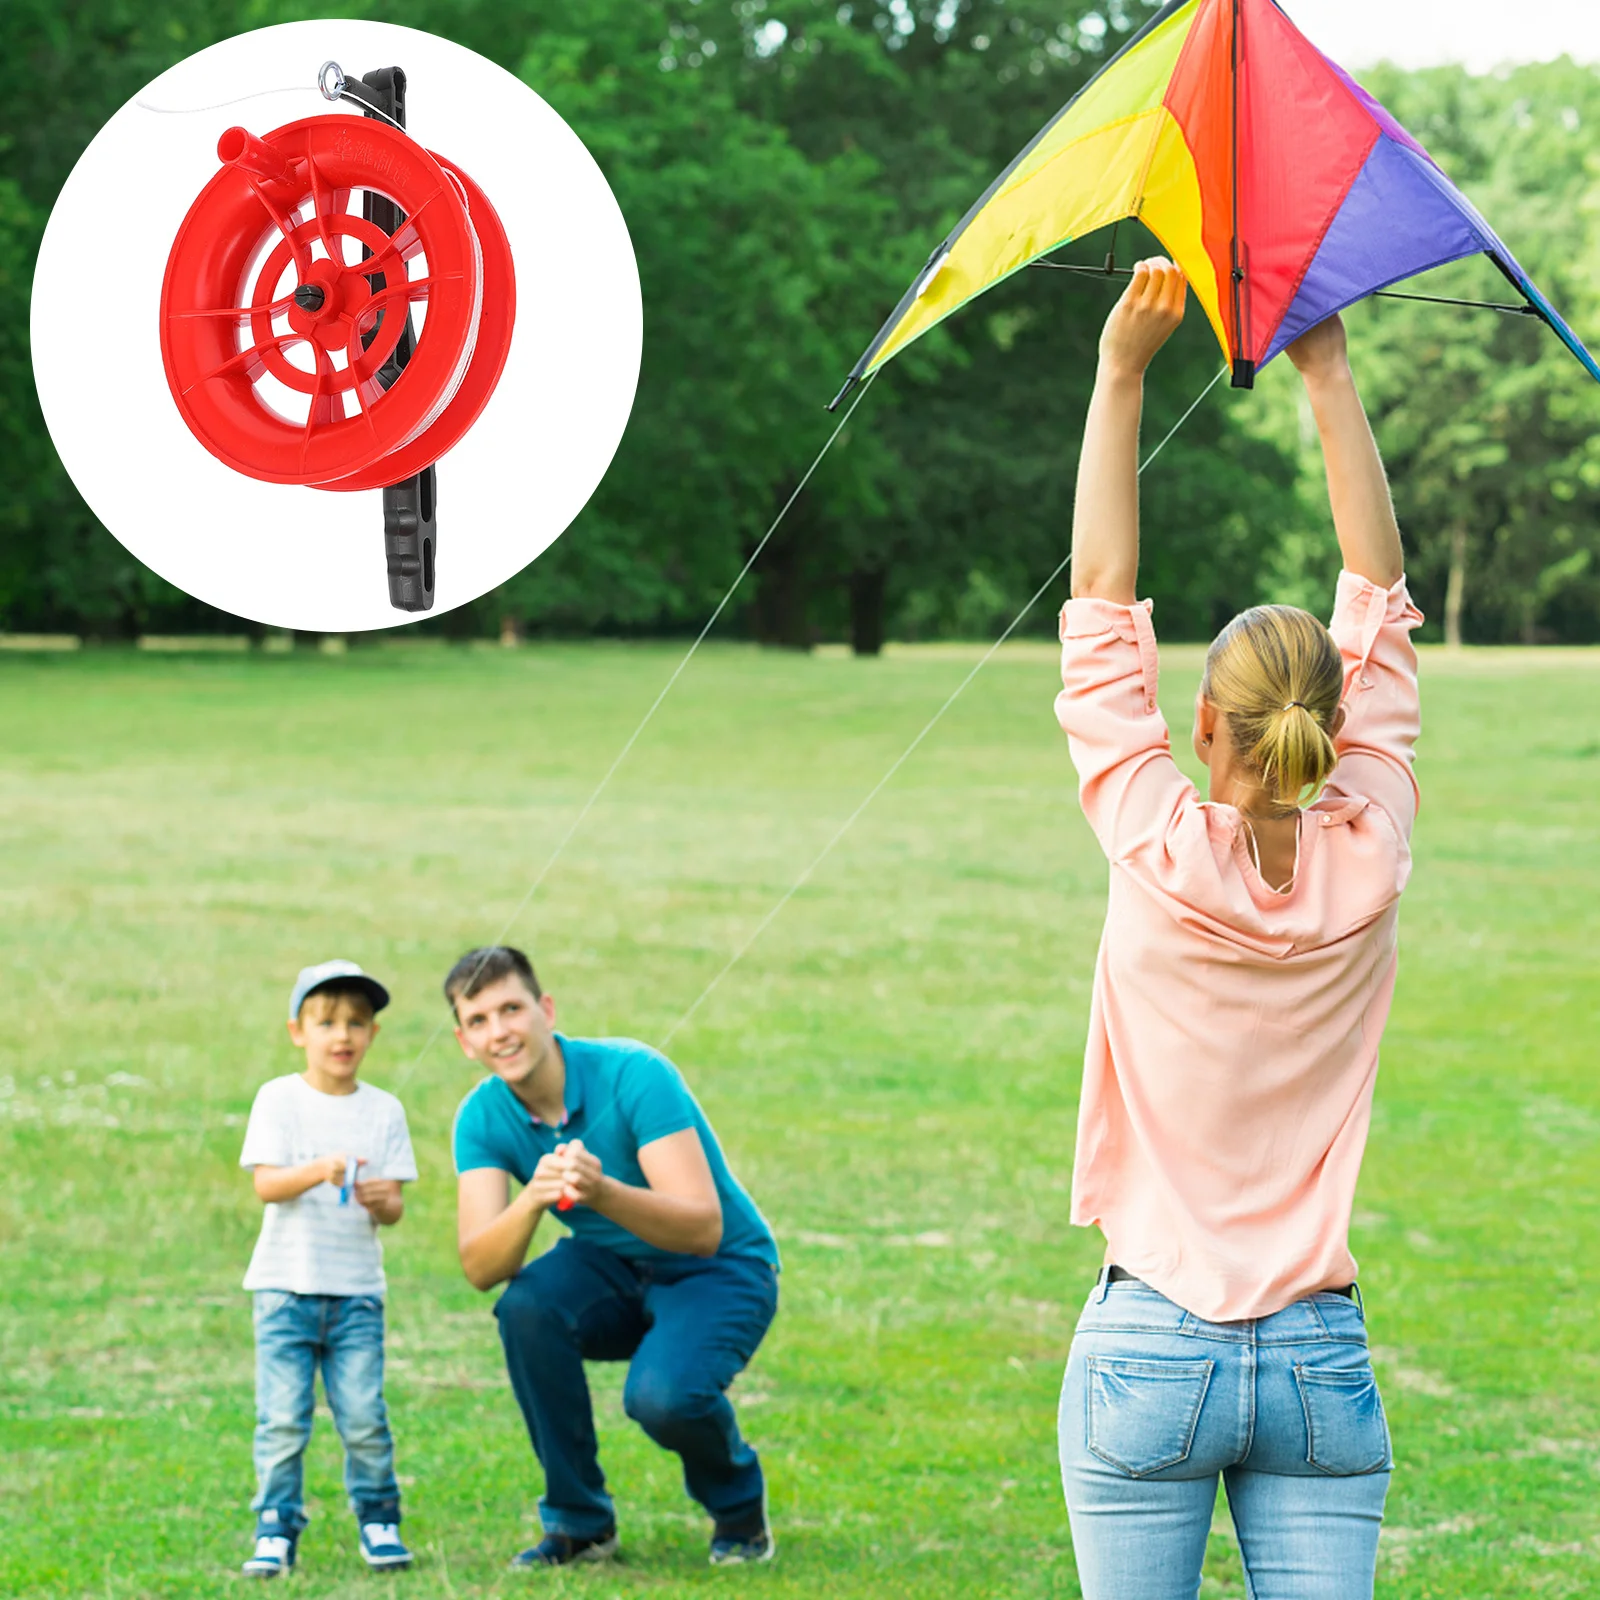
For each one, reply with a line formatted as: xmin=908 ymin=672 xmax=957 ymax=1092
xmin=1202 ymin=605 xmax=1343 ymax=811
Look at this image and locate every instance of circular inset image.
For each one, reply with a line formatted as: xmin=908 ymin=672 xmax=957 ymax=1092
xmin=31 ymin=21 xmax=642 ymax=630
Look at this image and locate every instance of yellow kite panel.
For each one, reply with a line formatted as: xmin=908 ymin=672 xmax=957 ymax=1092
xmin=1138 ymin=108 xmax=1227 ymax=355
xmin=997 ymin=2 xmax=1200 ymax=201
xmin=870 ymin=107 xmax=1167 ymax=372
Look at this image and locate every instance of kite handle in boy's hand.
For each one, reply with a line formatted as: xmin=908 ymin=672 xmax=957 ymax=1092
xmin=330 ymin=1153 xmax=365 ymax=1204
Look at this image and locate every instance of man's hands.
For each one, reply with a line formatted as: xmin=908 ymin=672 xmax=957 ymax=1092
xmin=456 ymin=1142 xmax=612 ymax=1293
xmin=1099 ymin=257 xmax=1187 ymax=381
xmin=1286 ymin=312 xmax=1350 ymax=385
xmin=457 ymin=1128 xmax=725 ymax=1291
xmin=555 ymin=1140 xmax=604 ymax=1208
xmin=527 ymin=1140 xmax=607 ymax=1211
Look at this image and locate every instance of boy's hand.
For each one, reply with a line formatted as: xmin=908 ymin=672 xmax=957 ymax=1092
xmin=353 ymin=1177 xmax=403 ymax=1223
xmin=1099 ymin=257 xmax=1186 ymax=380
xmin=318 ymin=1153 xmax=363 ymax=1187
xmin=1286 ymin=312 xmax=1350 ymax=383
xmin=555 ymin=1139 xmax=605 ymax=1209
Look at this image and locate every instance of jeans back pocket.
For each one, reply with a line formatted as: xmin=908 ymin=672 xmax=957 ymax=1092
xmin=1086 ymin=1356 xmax=1214 ymax=1477
xmin=1295 ymin=1362 xmax=1392 ymax=1475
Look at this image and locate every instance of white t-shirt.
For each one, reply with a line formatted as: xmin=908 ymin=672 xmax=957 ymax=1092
xmin=239 ymin=1075 xmax=418 ymax=1296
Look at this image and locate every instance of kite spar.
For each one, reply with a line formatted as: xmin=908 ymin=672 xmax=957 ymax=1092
xmin=830 ymin=0 xmax=1600 ymax=408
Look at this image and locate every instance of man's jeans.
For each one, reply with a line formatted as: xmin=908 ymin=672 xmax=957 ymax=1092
xmin=251 ymin=1290 xmax=401 ymax=1538
xmin=1059 ymin=1278 xmax=1391 ymax=1600
xmin=495 ymin=1238 xmax=779 ymax=1538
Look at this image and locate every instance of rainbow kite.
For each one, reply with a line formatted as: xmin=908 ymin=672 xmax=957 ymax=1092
xmin=834 ymin=0 xmax=1600 ymax=403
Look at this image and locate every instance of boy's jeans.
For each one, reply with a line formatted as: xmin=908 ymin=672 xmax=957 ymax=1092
xmin=494 ymin=1238 xmax=778 ymax=1538
xmin=1059 ymin=1277 xmax=1391 ymax=1600
xmin=252 ymin=1290 xmax=401 ymax=1539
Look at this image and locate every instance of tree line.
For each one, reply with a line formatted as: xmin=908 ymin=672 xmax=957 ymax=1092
xmin=4 ymin=1 xmax=1597 ymax=646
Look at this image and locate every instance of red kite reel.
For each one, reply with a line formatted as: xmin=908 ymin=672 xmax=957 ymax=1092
xmin=160 ymin=65 xmax=516 ymax=611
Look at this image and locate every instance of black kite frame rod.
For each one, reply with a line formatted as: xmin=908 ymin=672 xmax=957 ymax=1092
xmin=1027 ymin=259 xmax=1542 ymax=317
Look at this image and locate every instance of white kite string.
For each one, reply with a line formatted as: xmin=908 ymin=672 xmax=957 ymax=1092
xmin=135 ymin=84 xmax=326 ymax=116
xmin=659 ymin=362 xmax=1230 ymax=1049
xmin=392 ymin=370 xmax=881 ymax=1088
xmin=135 ymin=63 xmax=406 ymax=134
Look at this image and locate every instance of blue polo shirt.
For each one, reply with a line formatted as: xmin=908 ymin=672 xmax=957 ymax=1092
xmin=452 ymin=1034 xmax=779 ymax=1269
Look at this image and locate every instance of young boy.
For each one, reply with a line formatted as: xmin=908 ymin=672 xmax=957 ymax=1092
xmin=238 ymin=960 xmax=418 ymax=1579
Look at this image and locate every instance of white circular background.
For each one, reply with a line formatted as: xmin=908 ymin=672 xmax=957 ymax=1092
xmin=31 ymin=21 xmax=642 ymax=632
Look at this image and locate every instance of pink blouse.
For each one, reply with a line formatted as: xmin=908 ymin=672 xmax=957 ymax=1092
xmin=1055 ymin=571 xmax=1423 ymax=1322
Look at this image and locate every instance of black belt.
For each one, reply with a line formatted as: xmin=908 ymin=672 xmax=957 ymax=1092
xmin=1100 ymin=1264 xmax=1356 ymax=1301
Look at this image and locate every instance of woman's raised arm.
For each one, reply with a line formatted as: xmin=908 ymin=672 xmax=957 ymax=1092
xmin=1070 ymin=258 xmax=1188 ymax=604
xmin=1286 ymin=315 xmax=1404 ymax=588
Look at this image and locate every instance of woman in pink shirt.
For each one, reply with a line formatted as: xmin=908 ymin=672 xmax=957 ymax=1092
xmin=1054 ymin=259 xmax=1421 ymax=1600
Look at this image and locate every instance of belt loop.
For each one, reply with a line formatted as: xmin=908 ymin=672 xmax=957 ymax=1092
xmin=1094 ymin=1265 xmax=1112 ymax=1304
xmin=1352 ymin=1281 xmax=1365 ymax=1316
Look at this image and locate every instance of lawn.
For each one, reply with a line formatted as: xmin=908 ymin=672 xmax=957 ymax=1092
xmin=0 ymin=637 xmax=1596 ymax=1598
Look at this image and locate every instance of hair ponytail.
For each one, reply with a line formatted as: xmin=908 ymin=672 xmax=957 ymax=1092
xmin=1203 ymin=606 xmax=1344 ymax=811
xmin=1252 ymin=700 xmax=1340 ymax=809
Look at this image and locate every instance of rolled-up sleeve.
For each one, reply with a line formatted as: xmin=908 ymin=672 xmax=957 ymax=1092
xmin=1326 ymin=571 xmax=1424 ymax=837
xmin=1055 ymin=596 xmax=1193 ymax=865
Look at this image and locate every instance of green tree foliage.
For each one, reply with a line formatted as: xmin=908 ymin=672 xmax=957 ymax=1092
xmin=4 ymin=3 xmax=1596 ymax=644
xmin=1354 ymin=59 xmax=1600 ymax=643
xmin=443 ymin=0 xmax=904 ymax=643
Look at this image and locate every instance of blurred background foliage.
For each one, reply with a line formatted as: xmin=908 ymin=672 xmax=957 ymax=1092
xmin=4 ymin=1 xmax=1598 ymax=645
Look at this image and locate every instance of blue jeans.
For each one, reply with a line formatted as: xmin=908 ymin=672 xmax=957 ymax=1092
xmin=251 ymin=1291 xmax=401 ymax=1538
xmin=495 ymin=1238 xmax=778 ymax=1538
xmin=1059 ymin=1278 xmax=1391 ymax=1600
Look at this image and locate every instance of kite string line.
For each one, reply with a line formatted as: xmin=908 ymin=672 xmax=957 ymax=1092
xmin=392 ymin=369 xmax=880 ymax=1089
xmin=134 ymin=84 xmax=326 ymax=115
xmin=660 ymin=362 xmax=1229 ymax=1050
xmin=135 ymin=64 xmax=406 ymax=135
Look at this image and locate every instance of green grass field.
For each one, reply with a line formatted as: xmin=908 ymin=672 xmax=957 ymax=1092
xmin=1 ymin=638 xmax=1597 ymax=1599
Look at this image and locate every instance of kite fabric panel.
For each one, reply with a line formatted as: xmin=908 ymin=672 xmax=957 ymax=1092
xmin=839 ymin=0 xmax=1600 ymax=399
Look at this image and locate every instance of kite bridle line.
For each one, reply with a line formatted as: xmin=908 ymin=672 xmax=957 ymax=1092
xmin=391 ymin=370 xmax=880 ymax=1092
xmin=1027 ymin=259 xmax=1544 ymax=319
xmin=658 ymin=362 xmax=1231 ymax=1053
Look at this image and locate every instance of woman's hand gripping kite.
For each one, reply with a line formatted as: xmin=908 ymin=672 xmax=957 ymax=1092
xmin=1070 ymin=257 xmax=1188 ymax=606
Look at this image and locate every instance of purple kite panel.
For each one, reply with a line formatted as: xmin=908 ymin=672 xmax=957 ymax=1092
xmin=1263 ymin=135 xmax=1486 ymax=363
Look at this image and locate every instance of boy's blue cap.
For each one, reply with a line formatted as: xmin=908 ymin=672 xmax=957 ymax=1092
xmin=289 ymin=960 xmax=391 ymax=1021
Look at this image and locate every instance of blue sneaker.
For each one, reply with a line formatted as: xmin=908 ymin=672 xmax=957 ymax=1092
xmin=508 ymin=1529 xmax=619 ymax=1569
xmin=242 ymin=1533 xmax=296 ymax=1578
xmin=359 ymin=1522 xmax=413 ymax=1570
xmin=709 ymin=1497 xmax=775 ymax=1566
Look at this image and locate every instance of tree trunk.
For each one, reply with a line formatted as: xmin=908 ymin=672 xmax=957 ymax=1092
xmin=1444 ymin=524 xmax=1467 ymax=648
xmin=499 ymin=613 xmax=522 ymax=648
xmin=850 ymin=566 xmax=887 ymax=656
xmin=750 ymin=490 xmax=812 ymax=649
